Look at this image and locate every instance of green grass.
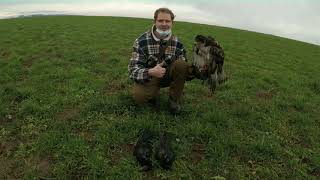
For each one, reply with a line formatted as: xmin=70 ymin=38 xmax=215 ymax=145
xmin=0 ymin=15 xmax=319 ymax=179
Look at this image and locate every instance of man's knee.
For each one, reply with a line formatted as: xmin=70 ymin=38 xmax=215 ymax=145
xmin=132 ymin=87 xmax=147 ymax=104
xmin=172 ymin=59 xmax=188 ymax=72
xmin=170 ymin=59 xmax=189 ymax=78
xmin=131 ymin=82 xmax=159 ymax=105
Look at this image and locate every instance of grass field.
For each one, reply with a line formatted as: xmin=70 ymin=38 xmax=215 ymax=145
xmin=0 ymin=15 xmax=319 ymax=179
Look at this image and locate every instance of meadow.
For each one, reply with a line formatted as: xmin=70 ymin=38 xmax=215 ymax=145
xmin=0 ymin=16 xmax=319 ymax=179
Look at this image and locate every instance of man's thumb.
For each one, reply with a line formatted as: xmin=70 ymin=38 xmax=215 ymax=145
xmin=158 ymin=61 xmax=165 ymax=67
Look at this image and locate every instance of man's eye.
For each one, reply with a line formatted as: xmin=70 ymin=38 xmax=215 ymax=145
xmin=157 ymin=20 xmax=170 ymax=23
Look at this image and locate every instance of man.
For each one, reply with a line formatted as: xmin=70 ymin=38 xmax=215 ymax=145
xmin=128 ymin=7 xmax=192 ymax=114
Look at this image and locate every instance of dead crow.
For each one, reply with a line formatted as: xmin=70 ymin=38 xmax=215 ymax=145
xmin=155 ymin=131 xmax=176 ymax=170
xmin=133 ymin=129 xmax=154 ymax=171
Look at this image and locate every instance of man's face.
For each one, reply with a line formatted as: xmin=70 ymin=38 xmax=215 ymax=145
xmin=155 ymin=12 xmax=172 ymax=31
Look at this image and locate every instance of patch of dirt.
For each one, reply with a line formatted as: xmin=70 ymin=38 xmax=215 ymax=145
xmin=120 ymin=143 xmax=135 ymax=153
xmin=34 ymin=156 xmax=53 ymax=178
xmin=190 ymin=143 xmax=206 ymax=165
xmin=82 ymin=131 xmax=94 ymax=141
xmin=1 ymin=50 xmax=11 ymax=59
xmin=189 ymin=92 xmax=214 ymax=106
xmin=291 ymin=136 xmax=311 ymax=148
xmin=0 ymin=114 xmax=15 ymax=126
xmin=54 ymin=52 xmax=63 ymax=58
xmin=309 ymin=167 xmax=320 ymax=177
xmin=256 ymin=90 xmax=273 ymax=100
xmin=73 ymin=129 xmax=94 ymax=143
xmin=0 ymin=157 xmax=24 ymax=179
xmin=301 ymin=157 xmax=312 ymax=165
xmin=17 ymin=74 xmax=28 ymax=81
xmin=23 ymin=55 xmax=37 ymax=68
xmin=143 ymin=171 xmax=162 ymax=180
xmin=300 ymin=157 xmax=320 ymax=177
xmin=22 ymin=51 xmax=62 ymax=69
xmin=0 ymin=141 xmax=17 ymax=156
xmin=55 ymin=107 xmax=80 ymax=121
xmin=309 ymin=81 xmax=320 ymax=95
xmin=0 ymin=158 xmax=14 ymax=178
xmin=110 ymin=143 xmax=135 ymax=166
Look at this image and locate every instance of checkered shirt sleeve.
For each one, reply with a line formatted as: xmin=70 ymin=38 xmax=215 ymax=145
xmin=128 ymin=37 xmax=150 ymax=83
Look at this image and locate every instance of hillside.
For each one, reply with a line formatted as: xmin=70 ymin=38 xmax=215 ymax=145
xmin=0 ymin=16 xmax=319 ymax=179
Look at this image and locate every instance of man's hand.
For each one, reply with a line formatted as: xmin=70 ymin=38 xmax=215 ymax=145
xmin=148 ymin=62 xmax=166 ymax=78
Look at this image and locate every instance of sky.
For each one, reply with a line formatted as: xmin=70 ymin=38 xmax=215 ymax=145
xmin=1 ymin=0 xmax=319 ymax=45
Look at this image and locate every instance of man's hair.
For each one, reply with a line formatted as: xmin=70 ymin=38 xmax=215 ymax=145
xmin=154 ymin=8 xmax=175 ymax=21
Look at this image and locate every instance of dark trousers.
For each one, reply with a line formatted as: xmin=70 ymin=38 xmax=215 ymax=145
xmin=131 ymin=59 xmax=191 ymax=104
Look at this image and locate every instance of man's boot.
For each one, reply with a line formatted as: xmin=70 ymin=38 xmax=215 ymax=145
xmin=168 ymin=96 xmax=181 ymax=114
xmin=148 ymin=96 xmax=160 ymax=110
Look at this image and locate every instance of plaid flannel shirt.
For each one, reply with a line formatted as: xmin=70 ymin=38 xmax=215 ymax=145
xmin=128 ymin=25 xmax=186 ymax=84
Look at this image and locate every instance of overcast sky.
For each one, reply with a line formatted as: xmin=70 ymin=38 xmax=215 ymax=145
xmin=1 ymin=0 xmax=319 ymax=45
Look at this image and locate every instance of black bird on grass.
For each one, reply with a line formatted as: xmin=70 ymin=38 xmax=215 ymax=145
xmin=155 ymin=131 xmax=176 ymax=170
xmin=133 ymin=129 xmax=154 ymax=171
